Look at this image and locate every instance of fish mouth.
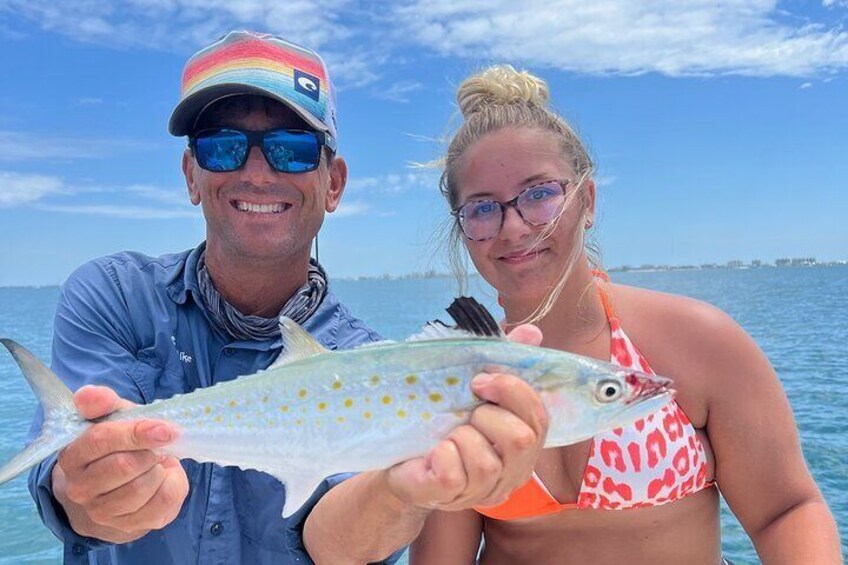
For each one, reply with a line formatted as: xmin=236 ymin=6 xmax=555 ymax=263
xmin=624 ymin=371 xmax=673 ymax=405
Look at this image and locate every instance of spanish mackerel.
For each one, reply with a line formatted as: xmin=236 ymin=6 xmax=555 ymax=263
xmin=0 ymin=298 xmax=672 ymax=516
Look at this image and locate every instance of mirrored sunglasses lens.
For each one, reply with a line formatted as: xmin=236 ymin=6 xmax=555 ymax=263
xmin=195 ymin=130 xmax=248 ymax=172
xmin=264 ymin=131 xmax=320 ymax=173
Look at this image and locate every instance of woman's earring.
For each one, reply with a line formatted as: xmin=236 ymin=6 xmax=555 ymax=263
xmin=584 ymin=219 xmax=593 ymax=230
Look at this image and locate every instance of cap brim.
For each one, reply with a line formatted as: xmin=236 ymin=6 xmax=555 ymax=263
xmin=168 ymin=83 xmax=329 ymax=137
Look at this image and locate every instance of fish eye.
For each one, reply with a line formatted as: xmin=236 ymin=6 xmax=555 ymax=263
xmin=595 ymin=379 xmax=623 ymax=403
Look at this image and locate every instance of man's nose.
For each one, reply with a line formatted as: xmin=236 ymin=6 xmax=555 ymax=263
xmin=241 ymin=145 xmax=274 ymax=179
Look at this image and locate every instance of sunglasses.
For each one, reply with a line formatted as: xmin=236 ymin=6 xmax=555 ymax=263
xmin=453 ymin=179 xmax=570 ymax=241
xmin=190 ymin=127 xmax=337 ymax=174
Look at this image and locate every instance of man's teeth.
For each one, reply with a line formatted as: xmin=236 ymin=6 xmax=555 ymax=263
xmin=235 ymin=201 xmax=287 ymax=213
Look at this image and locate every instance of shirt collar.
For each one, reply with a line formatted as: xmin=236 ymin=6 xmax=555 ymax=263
xmin=166 ymin=241 xmax=205 ymax=306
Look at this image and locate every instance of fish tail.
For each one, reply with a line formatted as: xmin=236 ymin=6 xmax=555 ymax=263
xmin=0 ymin=338 xmax=86 ymax=484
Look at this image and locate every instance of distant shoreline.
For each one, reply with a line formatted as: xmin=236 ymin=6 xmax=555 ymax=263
xmin=2 ymin=262 xmax=845 ymax=288
xmin=338 ymin=262 xmax=847 ymax=282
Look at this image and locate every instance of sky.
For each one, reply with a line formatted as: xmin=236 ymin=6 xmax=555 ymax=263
xmin=0 ymin=0 xmax=846 ymax=286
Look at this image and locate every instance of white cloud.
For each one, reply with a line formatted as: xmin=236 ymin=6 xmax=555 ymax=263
xmin=330 ymin=200 xmax=371 ymax=218
xmin=0 ymin=171 xmax=65 ymax=207
xmin=0 ymin=130 xmax=159 ymax=162
xmin=4 ymin=0 xmax=352 ymax=52
xmin=0 ymin=170 xmax=195 ymax=218
xmin=391 ymin=0 xmax=848 ymax=77
xmin=346 ymin=170 xmax=439 ymax=195
xmin=5 ymin=0 xmax=847 ymax=91
xmin=126 ymin=184 xmax=189 ymax=206
xmin=371 ymin=80 xmax=423 ymax=103
xmin=800 ymin=82 xmax=813 ymax=89
xmin=37 ymin=204 xmax=198 ymax=219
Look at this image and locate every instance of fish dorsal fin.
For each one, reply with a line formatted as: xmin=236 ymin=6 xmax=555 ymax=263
xmin=406 ymin=321 xmax=477 ymax=342
xmin=407 ymin=297 xmax=504 ymax=342
xmin=447 ymin=297 xmax=504 ymax=337
xmin=269 ymin=317 xmax=329 ymax=369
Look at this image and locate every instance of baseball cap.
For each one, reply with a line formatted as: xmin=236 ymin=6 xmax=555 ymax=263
xmin=169 ymin=30 xmax=337 ymax=140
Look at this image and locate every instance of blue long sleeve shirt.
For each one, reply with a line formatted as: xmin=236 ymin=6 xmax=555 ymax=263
xmin=27 ymin=244 xmax=397 ymax=564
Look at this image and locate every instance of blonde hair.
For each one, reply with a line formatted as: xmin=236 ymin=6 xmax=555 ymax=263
xmin=439 ymin=65 xmax=602 ymax=324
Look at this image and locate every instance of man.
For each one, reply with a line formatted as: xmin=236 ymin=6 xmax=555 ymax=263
xmin=28 ymin=31 xmax=547 ymax=563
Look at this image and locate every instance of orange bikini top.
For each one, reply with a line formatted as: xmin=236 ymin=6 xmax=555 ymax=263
xmin=478 ymin=277 xmax=712 ymax=519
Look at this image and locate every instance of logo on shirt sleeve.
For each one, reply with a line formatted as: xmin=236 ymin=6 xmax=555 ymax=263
xmin=294 ymin=69 xmax=321 ymax=101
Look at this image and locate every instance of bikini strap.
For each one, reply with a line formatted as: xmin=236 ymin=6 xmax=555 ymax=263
xmin=591 ymin=269 xmax=616 ymax=321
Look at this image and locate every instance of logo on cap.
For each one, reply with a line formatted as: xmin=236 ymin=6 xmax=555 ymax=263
xmin=294 ymin=70 xmax=321 ymax=102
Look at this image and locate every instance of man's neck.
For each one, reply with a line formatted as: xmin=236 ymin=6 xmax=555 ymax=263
xmin=204 ymin=246 xmax=311 ymax=318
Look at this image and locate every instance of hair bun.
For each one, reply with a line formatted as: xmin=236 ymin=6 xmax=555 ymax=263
xmin=456 ymin=65 xmax=550 ymax=118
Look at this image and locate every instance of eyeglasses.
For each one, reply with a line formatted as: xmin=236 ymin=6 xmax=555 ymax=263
xmin=453 ymin=179 xmax=570 ymax=241
xmin=190 ymin=127 xmax=337 ymax=174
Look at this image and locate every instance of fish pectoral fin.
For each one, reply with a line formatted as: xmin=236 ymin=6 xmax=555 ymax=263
xmin=276 ymin=471 xmax=328 ymax=519
xmin=270 ymin=318 xmax=329 ymax=369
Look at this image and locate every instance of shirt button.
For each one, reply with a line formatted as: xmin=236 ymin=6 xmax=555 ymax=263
xmin=72 ymin=543 xmax=85 ymax=556
xmin=210 ymin=522 xmax=223 ymax=536
xmin=224 ymin=348 xmax=235 ymax=356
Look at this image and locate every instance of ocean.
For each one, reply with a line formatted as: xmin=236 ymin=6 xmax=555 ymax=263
xmin=0 ymin=266 xmax=845 ymax=564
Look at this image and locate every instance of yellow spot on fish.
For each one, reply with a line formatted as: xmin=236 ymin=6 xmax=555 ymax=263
xmin=382 ymin=396 xmax=392 ymax=405
xmin=370 ymin=375 xmax=380 ymax=386
xmin=336 ymin=416 xmax=345 ymax=423
xmin=344 ymin=399 xmax=354 ymax=408
xmin=281 ymin=405 xmax=289 ymax=413
xmin=262 ymin=395 xmax=269 ymax=403
xmin=405 ymin=374 xmax=418 ymax=385
xmin=446 ymin=376 xmax=459 ymax=386
xmin=422 ymin=412 xmax=432 ymax=422
xmin=332 ymin=381 xmax=343 ymax=390
xmin=429 ymin=393 xmax=443 ymax=403
xmin=408 ymin=393 xmax=417 ymax=401
xmin=363 ymin=411 xmax=372 ymax=419
xmin=318 ymin=402 xmax=327 ymax=411
xmin=298 ymin=389 xmax=308 ymax=398
xmin=204 ymin=406 xmax=211 ymax=415
xmin=296 ymin=419 xmax=303 ymax=426
xmin=236 ymin=413 xmax=241 ymax=420
xmin=364 ymin=397 xmax=371 ymax=404
xmin=215 ymin=415 xmax=223 ymax=423
xmin=397 ymin=409 xmax=407 ymax=419
xmin=229 ymin=400 xmax=237 ymax=408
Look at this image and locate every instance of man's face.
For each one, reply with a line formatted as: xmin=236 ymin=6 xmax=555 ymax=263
xmin=182 ymin=96 xmax=346 ymax=266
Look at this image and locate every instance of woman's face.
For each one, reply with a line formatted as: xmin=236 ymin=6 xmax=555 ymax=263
xmin=454 ymin=127 xmax=592 ymax=300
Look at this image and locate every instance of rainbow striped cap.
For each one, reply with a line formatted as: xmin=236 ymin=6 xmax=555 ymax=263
xmin=169 ymin=30 xmax=337 ymax=141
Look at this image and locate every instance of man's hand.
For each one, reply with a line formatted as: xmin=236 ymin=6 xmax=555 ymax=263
xmin=52 ymin=385 xmax=188 ymax=544
xmin=385 ymin=324 xmax=547 ymax=511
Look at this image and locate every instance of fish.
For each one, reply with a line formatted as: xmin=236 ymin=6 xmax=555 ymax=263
xmin=0 ymin=297 xmax=673 ymax=517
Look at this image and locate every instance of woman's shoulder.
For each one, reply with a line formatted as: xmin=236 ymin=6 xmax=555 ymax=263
xmin=607 ymin=283 xmax=768 ymax=407
xmin=609 ymin=283 xmax=732 ymax=335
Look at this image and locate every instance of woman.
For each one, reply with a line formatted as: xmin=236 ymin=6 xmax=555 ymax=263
xmin=411 ymin=66 xmax=840 ymax=564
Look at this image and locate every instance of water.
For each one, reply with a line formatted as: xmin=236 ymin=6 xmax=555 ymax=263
xmin=0 ymin=267 xmax=845 ymax=564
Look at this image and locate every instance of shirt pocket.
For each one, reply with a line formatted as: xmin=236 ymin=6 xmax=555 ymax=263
xmin=233 ymin=469 xmax=287 ymax=551
xmin=127 ymin=347 xmax=191 ymax=403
